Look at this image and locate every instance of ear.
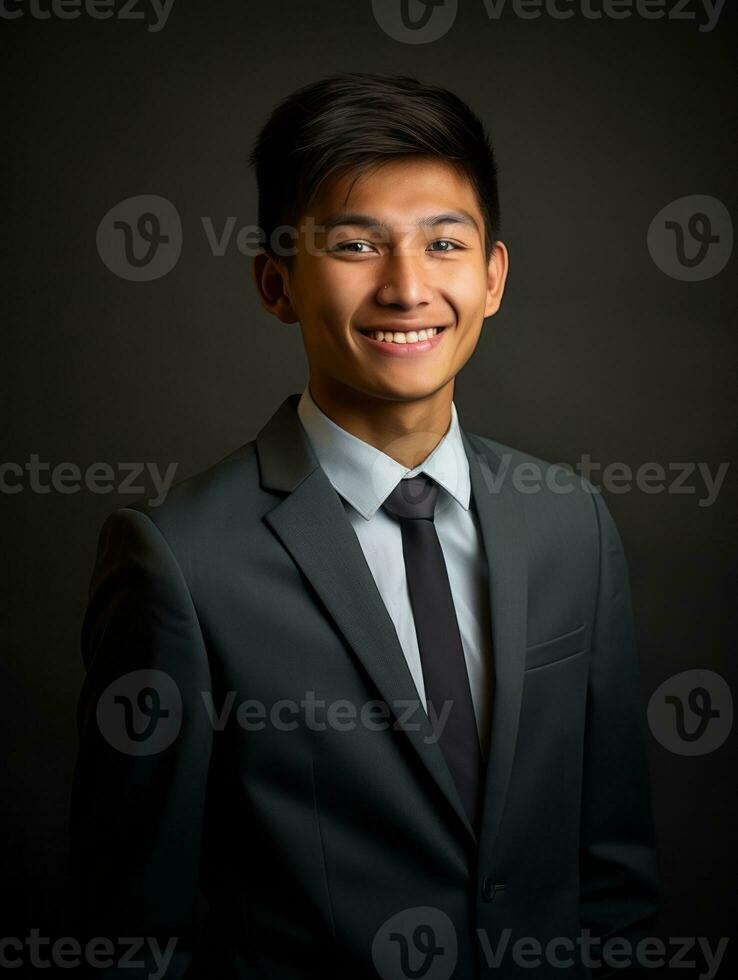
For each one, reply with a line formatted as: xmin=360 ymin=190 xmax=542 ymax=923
xmin=483 ymin=240 xmax=509 ymax=318
xmin=252 ymin=253 xmax=299 ymax=324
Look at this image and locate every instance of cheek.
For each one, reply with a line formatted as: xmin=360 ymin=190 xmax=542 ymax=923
xmin=292 ymin=266 xmax=354 ymax=333
xmin=315 ymin=283 xmax=367 ymax=331
xmin=300 ymin=304 xmax=357 ymax=359
xmin=314 ymin=300 xmax=353 ymax=335
xmin=435 ymin=265 xmax=488 ymax=313
xmin=326 ymin=274 xmax=371 ymax=313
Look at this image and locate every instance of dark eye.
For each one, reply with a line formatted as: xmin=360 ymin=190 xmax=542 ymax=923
xmin=334 ymin=242 xmax=373 ymax=253
xmin=429 ymin=240 xmax=460 ymax=252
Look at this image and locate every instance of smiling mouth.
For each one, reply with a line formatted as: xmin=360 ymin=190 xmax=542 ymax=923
xmin=357 ymin=325 xmax=447 ymax=344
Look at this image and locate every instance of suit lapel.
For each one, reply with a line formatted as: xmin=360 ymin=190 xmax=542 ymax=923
xmin=461 ymin=428 xmax=529 ymax=857
xmin=256 ymin=394 xmax=528 ymax=854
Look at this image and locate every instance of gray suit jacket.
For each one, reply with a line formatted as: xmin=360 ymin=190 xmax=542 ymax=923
xmin=69 ymin=392 xmax=660 ymax=979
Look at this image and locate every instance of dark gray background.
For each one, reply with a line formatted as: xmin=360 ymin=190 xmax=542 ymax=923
xmin=2 ymin=0 xmax=736 ymax=970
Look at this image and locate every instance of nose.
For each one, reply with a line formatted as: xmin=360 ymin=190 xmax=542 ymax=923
xmin=376 ymin=250 xmax=435 ymax=309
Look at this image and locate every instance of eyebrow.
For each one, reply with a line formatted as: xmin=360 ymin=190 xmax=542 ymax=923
xmin=319 ymin=210 xmax=480 ymax=233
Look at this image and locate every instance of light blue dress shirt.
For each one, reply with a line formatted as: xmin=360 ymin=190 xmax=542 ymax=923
xmin=297 ymin=384 xmax=493 ymax=760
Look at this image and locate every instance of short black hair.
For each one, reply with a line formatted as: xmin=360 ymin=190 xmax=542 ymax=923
xmin=248 ymin=72 xmax=500 ymax=268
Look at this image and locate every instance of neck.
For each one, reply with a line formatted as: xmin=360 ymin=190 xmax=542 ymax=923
xmin=307 ymin=378 xmax=454 ymax=470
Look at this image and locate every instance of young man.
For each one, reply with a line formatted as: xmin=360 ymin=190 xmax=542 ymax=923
xmin=70 ymin=73 xmax=660 ymax=979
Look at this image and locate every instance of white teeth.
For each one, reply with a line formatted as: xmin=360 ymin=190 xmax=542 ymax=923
xmin=368 ymin=327 xmax=439 ymax=343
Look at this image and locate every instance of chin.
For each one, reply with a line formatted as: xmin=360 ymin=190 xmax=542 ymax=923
xmin=367 ymin=377 xmax=445 ymax=401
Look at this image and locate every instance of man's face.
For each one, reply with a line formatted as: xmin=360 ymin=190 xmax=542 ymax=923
xmin=261 ymin=156 xmax=508 ymax=406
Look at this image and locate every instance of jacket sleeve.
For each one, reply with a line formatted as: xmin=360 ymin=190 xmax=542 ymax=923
xmin=68 ymin=507 xmax=213 ymax=979
xmin=578 ymin=488 xmax=661 ymax=978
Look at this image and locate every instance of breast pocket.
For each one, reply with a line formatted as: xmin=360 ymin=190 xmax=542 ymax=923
xmin=525 ymin=623 xmax=586 ymax=671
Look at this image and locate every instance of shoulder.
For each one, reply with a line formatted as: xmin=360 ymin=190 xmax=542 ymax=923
xmin=466 ymin=430 xmax=597 ymax=498
xmin=96 ymin=438 xmax=270 ymax=557
xmin=465 ymin=430 xmax=612 ymax=544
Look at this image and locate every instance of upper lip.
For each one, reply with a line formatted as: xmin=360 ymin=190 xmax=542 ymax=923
xmin=357 ymin=324 xmax=447 ymax=334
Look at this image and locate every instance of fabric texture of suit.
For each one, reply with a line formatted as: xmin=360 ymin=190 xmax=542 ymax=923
xmin=69 ymin=392 xmax=661 ymax=979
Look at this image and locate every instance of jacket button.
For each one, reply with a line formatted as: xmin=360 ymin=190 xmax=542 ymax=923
xmin=481 ymin=876 xmax=505 ymax=902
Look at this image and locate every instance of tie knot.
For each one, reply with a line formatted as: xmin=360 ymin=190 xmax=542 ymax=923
xmin=382 ymin=474 xmax=438 ymax=522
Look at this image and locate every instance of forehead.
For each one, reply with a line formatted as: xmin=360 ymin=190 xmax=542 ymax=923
xmin=311 ymin=157 xmax=483 ymax=229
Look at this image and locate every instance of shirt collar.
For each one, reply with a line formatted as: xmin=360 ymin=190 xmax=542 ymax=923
xmin=296 ymin=384 xmax=471 ymax=520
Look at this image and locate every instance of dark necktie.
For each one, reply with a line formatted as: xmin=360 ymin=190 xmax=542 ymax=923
xmin=382 ymin=473 xmax=483 ymax=832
